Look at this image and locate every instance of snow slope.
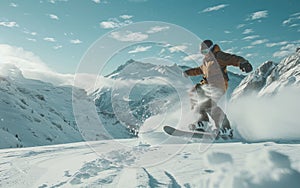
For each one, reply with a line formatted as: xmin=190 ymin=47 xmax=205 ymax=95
xmin=1 ymin=55 xmax=300 ymax=187
xmin=0 ymin=64 xmax=85 ymax=148
xmin=0 ymin=140 xmax=300 ymax=187
xmin=1 ymin=53 xmax=299 ymax=149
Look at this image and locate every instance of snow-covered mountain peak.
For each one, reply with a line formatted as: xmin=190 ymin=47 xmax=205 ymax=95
xmin=0 ymin=72 xmax=87 ymax=148
xmin=92 ymin=59 xmax=191 ymax=137
xmin=232 ymin=50 xmax=300 ymax=99
xmin=107 ymin=59 xmax=183 ymax=81
xmin=231 ymin=60 xmax=276 ymax=100
xmin=259 ymin=50 xmax=300 ymax=96
xmin=0 ymin=63 xmax=24 ymax=80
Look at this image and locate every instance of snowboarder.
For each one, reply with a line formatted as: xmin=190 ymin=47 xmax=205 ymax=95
xmin=183 ymin=39 xmax=252 ymax=138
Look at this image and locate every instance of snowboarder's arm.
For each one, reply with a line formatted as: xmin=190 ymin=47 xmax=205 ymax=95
xmin=215 ymin=51 xmax=253 ymax=73
xmin=184 ymin=66 xmax=204 ymax=76
xmin=215 ymin=51 xmax=246 ymax=67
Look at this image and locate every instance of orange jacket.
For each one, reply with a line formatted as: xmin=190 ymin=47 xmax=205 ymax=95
xmin=185 ymin=44 xmax=247 ymax=92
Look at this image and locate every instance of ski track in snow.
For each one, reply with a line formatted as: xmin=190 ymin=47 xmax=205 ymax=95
xmin=0 ymin=139 xmax=300 ymax=188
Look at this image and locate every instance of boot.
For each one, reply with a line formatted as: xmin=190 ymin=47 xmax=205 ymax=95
xmin=218 ymin=116 xmax=233 ymax=139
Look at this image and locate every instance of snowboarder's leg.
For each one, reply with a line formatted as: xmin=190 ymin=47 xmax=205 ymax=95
xmin=189 ymin=83 xmax=206 ymax=110
xmin=199 ymin=109 xmax=210 ymax=122
xmin=200 ymin=98 xmax=233 ymax=138
xmin=189 ymin=85 xmax=211 ymax=132
xmin=188 ymin=98 xmax=213 ymax=132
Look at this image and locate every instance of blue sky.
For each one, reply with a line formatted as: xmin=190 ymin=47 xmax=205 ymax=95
xmin=1 ymin=0 xmax=300 ymax=76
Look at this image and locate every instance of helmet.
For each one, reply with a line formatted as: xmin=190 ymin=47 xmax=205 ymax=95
xmin=201 ymin=40 xmax=213 ymax=49
xmin=200 ymin=40 xmax=213 ymax=54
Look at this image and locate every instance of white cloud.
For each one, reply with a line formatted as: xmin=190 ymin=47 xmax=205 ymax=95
xmin=242 ymin=29 xmax=254 ymax=34
xmin=0 ymin=21 xmax=19 ymax=28
xmin=169 ymin=45 xmax=188 ymax=53
xmin=283 ymin=18 xmax=293 ymax=25
xmin=242 ymin=46 xmax=254 ymax=49
xmin=9 ymin=3 xmax=18 ymax=7
xmin=26 ymin=38 xmax=37 ymax=42
xmin=183 ymin=53 xmax=203 ymax=62
xmin=224 ymin=47 xmax=238 ymax=54
xmin=23 ymin=29 xmax=38 ymax=36
xmin=100 ymin=21 xmax=119 ymax=29
xmin=281 ymin=43 xmax=299 ymax=51
xmin=49 ymin=14 xmax=59 ymax=20
xmin=272 ymin=42 xmax=300 ymax=58
xmin=147 ymin=26 xmax=170 ymax=34
xmin=245 ymin=53 xmax=257 ymax=58
xmin=251 ymin=39 xmax=268 ymax=45
xmin=53 ymin=45 xmax=63 ymax=50
xmin=128 ymin=0 xmax=148 ymax=2
xmin=0 ymin=44 xmax=63 ymax=83
xmin=0 ymin=44 xmax=106 ymax=93
xmin=70 ymin=39 xmax=82 ymax=44
xmin=248 ymin=10 xmax=268 ymax=20
xmin=291 ymin=12 xmax=300 ymax=17
xmin=282 ymin=13 xmax=300 ymax=32
xmin=128 ymin=46 xmax=152 ymax=54
xmin=110 ymin=31 xmax=148 ymax=42
xmin=49 ymin=0 xmax=68 ymax=3
xmin=0 ymin=44 xmax=94 ymax=91
xmin=100 ymin=18 xmax=132 ymax=29
xmin=273 ymin=51 xmax=290 ymax=58
xmin=219 ymin=40 xmax=233 ymax=44
xmin=236 ymin=24 xmax=245 ymax=29
xmin=92 ymin=0 xmax=100 ymax=3
xmin=224 ymin=30 xmax=231 ymax=34
xmin=242 ymin=35 xmax=259 ymax=40
xmin=201 ymin=4 xmax=229 ymax=13
xmin=120 ymin=15 xmax=133 ymax=19
xmin=266 ymin=41 xmax=288 ymax=47
xmin=289 ymin=24 xmax=299 ymax=28
xmin=43 ymin=37 xmax=56 ymax=42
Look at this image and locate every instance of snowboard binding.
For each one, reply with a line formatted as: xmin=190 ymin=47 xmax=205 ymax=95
xmin=188 ymin=121 xmax=209 ymax=132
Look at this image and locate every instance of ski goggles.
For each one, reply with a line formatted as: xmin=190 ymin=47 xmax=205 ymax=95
xmin=200 ymin=45 xmax=213 ymax=55
xmin=201 ymin=49 xmax=210 ymax=55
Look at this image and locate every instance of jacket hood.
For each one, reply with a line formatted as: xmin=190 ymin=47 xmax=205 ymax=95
xmin=212 ymin=44 xmax=221 ymax=53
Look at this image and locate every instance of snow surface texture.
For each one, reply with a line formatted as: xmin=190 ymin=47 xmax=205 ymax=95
xmin=0 ymin=63 xmax=139 ymax=148
xmin=0 ymin=64 xmax=84 ymax=148
xmin=230 ymin=51 xmax=300 ymax=142
xmin=0 ymin=140 xmax=300 ymax=187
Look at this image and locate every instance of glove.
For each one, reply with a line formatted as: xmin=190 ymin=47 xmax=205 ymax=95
xmin=239 ymin=61 xmax=253 ymax=73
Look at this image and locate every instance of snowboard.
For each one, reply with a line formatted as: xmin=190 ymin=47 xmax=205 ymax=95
xmin=163 ymin=125 xmax=218 ymax=139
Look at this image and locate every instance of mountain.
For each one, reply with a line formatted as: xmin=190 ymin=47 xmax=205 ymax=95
xmin=0 ymin=64 xmax=85 ymax=148
xmin=92 ymin=60 xmax=191 ymax=137
xmin=0 ymin=59 xmax=252 ymax=149
xmin=92 ymin=59 xmax=244 ymax=137
xmin=232 ymin=50 xmax=300 ymax=99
